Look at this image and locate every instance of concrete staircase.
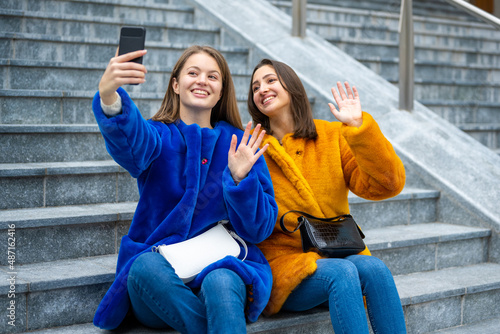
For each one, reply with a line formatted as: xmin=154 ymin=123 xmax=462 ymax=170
xmin=1 ymin=0 xmax=499 ymax=333
xmin=270 ymin=0 xmax=500 ymax=155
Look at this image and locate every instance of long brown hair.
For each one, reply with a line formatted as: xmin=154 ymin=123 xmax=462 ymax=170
xmin=152 ymin=45 xmax=242 ymax=130
xmin=247 ymin=59 xmax=317 ymax=139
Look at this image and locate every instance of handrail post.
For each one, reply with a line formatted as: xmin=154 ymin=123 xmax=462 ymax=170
xmin=399 ymin=0 xmax=414 ymax=112
xmin=292 ymin=0 xmax=307 ymax=37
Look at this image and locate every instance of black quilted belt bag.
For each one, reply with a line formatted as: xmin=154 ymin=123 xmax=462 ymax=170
xmin=280 ymin=210 xmax=366 ymax=258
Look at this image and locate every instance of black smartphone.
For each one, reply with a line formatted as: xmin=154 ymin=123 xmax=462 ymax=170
xmin=118 ymin=26 xmax=146 ymax=64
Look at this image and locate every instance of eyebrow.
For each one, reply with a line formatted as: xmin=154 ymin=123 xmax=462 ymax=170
xmin=186 ymin=65 xmax=220 ymax=75
xmin=252 ymin=73 xmax=276 ymax=86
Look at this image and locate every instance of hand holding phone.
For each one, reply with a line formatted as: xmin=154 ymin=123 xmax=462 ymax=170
xmin=98 ymin=27 xmax=147 ymax=100
xmin=118 ymin=26 xmax=146 ymax=64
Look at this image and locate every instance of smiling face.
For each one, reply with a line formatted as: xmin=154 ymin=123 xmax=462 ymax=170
xmin=251 ymin=65 xmax=291 ymax=120
xmin=172 ymin=52 xmax=223 ymax=119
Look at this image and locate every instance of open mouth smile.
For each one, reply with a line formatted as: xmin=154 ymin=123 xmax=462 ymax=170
xmin=263 ymin=96 xmax=275 ymax=104
xmin=192 ymin=89 xmax=209 ymax=96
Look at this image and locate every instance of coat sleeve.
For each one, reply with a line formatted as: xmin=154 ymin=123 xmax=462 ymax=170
xmin=222 ymin=155 xmax=278 ymax=244
xmin=340 ymin=112 xmax=405 ymax=200
xmin=92 ymin=87 xmax=162 ymax=178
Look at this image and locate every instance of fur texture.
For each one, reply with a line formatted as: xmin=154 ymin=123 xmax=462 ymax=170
xmin=92 ymin=88 xmax=278 ymax=329
xmin=258 ymin=113 xmax=405 ymax=315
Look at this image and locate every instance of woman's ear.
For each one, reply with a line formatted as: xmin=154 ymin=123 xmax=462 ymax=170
xmin=172 ymin=77 xmax=180 ymax=95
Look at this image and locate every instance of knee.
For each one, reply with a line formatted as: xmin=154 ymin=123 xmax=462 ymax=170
xmin=203 ymin=269 xmax=242 ymax=288
xmin=316 ymin=260 xmax=362 ymax=296
xmin=129 ymin=252 xmax=171 ymax=285
xmin=354 ymin=256 xmax=392 ymax=278
xmin=201 ymin=269 xmax=245 ymax=299
xmin=319 ymin=259 xmax=359 ymax=281
xmin=316 ymin=259 xmax=361 ymax=292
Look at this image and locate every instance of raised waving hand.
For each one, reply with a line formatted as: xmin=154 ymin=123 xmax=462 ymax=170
xmin=228 ymin=122 xmax=269 ymax=185
xmin=328 ymin=81 xmax=363 ymax=128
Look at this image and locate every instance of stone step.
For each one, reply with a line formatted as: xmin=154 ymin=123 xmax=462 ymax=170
xmin=457 ymin=123 xmax=500 ymax=150
xmin=334 ymin=37 xmax=500 ymax=67
xmin=0 ymin=124 xmax=109 ymax=163
xmin=0 ymin=0 xmax=195 ymax=24
xmin=24 ymin=314 xmax=500 ymax=334
xmin=395 ymin=263 xmax=500 ymax=333
xmin=0 ymin=59 xmax=252 ymax=97
xmin=0 ymin=89 xmax=157 ymax=125
xmin=398 ymin=80 xmax=500 ymax=104
xmin=272 ymin=0 xmax=478 ymax=20
xmin=271 ymin=0 xmax=488 ymax=35
xmin=0 ymin=161 xmax=138 ymax=210
xmin=420 ymin=100 xmax=500 ymax=125
xmin=310 ymin=21 xmax=500 ymax=52
xmin=268 ymin=0 xmax=474 ymax=20
xmin=1 ymin=0 xmax=180 ymax=10
xmin=303 ymin=6 xmax=496 ymax=39
xmin=358 ymin=57 xmax=500 ymax=83
xmin=429 ymin=316 xmax=500 ymax=333
xmin=2 ymin=258 xmax=498 ymax=333
xmin=0 ymin=32 xmax=251 ymax=71
xmin=365 ymin=223 xmax=491 ymax=275
xmin=349 ymin=188 xmax=440 ymax=228
xmin=316 ymin=23 xmax=500 ymax=53
xmin=0 ymin=9 xmax=219 ymax=45
xmin=0 ymin=89 xmax=251 ymax=125
xmin=0 ymin=187 xmax=440 ymax=263
xmin=0 ymin=201 xmax=136 ymax=265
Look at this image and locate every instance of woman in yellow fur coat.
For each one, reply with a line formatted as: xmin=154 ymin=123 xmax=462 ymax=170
xmin=247 ymin=59 xmax=407 ymax=334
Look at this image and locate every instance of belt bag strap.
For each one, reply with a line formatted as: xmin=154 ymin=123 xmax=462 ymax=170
xmin=280 ymin=210 xmax=365 ymax=238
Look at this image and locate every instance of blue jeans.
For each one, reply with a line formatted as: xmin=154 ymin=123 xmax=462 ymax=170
xmin=282 ymin=255 xmax=406 ymax=334
xmin=127 ymin=252 xmax=247 ymax=334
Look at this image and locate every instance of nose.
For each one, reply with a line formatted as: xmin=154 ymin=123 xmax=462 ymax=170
xmin=259 ymin=83 xmax=269 ymax=94
xmin=197 ymin=73 xmax=207 ymax=85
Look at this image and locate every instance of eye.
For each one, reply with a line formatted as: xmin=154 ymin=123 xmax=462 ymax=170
xmin=268 ymin=78 xmax=277 ymax=84
xmin=208 ymin=74 xmax=219 ymax=80
xmin=188 ymin=71 xmax=197 ymax=76
xmin=253 ymin=85 xmax=260 ymax=92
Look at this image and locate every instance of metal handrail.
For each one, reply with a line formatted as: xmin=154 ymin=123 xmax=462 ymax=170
xmin=398 ymin=0 xmax=500 ymax=112
xmin=399 ymin=0 xmax=414 ymax=112
xmin=292 ymin=0 xmax=307 ymax=37
xmin=443 ymin=0 xmax=500 ymax=29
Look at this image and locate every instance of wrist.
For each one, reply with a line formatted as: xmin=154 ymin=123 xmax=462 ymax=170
xmin=346 ymin=118 xmax=363 ymax=128
xmin=232 ymin=176 xmax=242 ymax=186
xmin=101 ymin=92 xmax=122 ymax=116
xmin=100 ymin=91 xmax=119 ymax=106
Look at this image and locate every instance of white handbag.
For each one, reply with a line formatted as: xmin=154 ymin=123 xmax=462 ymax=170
xmin=152 ymin=221 xmax=248 ymax=283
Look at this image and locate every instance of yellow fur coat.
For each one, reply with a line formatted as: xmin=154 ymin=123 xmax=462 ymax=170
xmin=258 ymin=112 xmax=406 ymax=315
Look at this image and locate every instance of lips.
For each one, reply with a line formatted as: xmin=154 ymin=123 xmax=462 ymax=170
xmin=192 ymin=89 xmax=209 ymax=96
xmin=262 ymin=95 xmax=275 ymax=104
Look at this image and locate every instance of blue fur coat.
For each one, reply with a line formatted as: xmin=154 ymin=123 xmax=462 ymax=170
xmin=92 ymin=88 xmax=278 ymax=329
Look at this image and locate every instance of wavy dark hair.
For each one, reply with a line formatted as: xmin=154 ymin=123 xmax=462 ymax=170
xmin=247 ymin=59 xmax=317 ymax=139
xmin=152 ymin=45 xmax=243 ymax=130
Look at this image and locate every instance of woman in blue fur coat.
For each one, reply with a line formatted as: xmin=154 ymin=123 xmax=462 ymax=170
xmin=92 ymin=45 xmax=278 ymax=333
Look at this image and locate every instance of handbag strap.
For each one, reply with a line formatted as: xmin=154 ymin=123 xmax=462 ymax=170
xmin=220 ymin=220 xmax=248 ymax=261
xmin=279 ymin=210 xmax=353 ymax=233
xmin=227 ymin=230 xmax=248 ymax=261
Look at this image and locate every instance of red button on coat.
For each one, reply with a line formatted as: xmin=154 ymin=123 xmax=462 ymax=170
xmin=201 ymin=158 xmax=208 ymax=165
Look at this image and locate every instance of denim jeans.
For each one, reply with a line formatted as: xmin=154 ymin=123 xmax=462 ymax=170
xmin=127 ymin=252 xmax=247 ymax=334
xmin=282 ymin=255 xmax=406 ymax=334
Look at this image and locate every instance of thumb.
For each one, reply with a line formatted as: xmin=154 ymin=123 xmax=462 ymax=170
xmin=328 ymin=103 xmax=341 ymax=121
